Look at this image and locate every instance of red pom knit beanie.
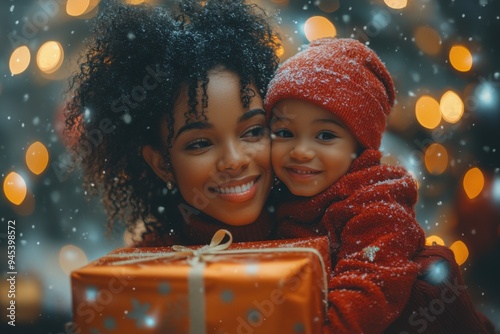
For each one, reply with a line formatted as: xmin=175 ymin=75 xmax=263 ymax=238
xmin=265 ymin=38 xmax=395 ymax=150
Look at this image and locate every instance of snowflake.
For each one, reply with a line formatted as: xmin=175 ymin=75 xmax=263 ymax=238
xmin=362 ymin=246 xmax=380 ymax=262
xmin=127 ymin=298 xmax=155 ymax=328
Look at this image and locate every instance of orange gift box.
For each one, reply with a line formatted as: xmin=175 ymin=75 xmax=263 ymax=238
xmin=70 ymin=230 xmax=330 ymax=334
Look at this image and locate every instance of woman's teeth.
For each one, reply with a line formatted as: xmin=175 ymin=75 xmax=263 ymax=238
xmin=218 ymin=180 xmax=254 ymax=194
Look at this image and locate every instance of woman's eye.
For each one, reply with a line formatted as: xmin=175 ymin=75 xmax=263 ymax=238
xmin=272 ymin=129 xmax=294 ymax=138
xmin=184 ymin=139 xmax=211 ymax=151
xmin=316 ymin=131 xmax=337 ymax=141
xmin=242 ymin=125 xmax=266 ymax=140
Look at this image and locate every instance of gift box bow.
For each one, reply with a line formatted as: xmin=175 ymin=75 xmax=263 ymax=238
xmin=109 ymin=229 xmax=234 ymax=266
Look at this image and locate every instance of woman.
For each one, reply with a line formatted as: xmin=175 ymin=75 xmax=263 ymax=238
xmin=64 ymin=0 xmax=280 ymax=246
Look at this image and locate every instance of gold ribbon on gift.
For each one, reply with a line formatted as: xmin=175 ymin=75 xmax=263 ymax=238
xmin=107 ymin=229 xmax=328 ymax=334
xmin=110 ymin=229 xmax=233 ymax=266
xmin=172 ymin=229 xmax=233 ymax=334
xmin=172 ymin=228 xmax=233 ymax=265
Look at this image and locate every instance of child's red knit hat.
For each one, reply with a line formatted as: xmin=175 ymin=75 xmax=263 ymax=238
xmin=265 ymin=37 xmax=395 ymax=150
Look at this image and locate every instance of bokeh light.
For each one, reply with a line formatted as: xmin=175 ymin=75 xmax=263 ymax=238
xmin=474 ymin=81 xmax=498 ymax=110
xmin=424 ymin=143 xmax=448 ymax=175
xmin=59 ymin=245 xmax=89 ymax=275
xmin=425 ymin=235 xmax=446 ymax=246
xmin=2 ymin=0 xmax=500 ymax=330
xmin=463 ymin=167 xmax=484 ymax=199
xmin=493 ymin=177 xmax=500 ymax=204
xmin=276 ymin=44 xmax=285 ymax=58
xmin=273 ymin=34 xmax=284 ymax=58
xmin=440 ymin=90 xmax=464 ymax=123
xmin=449 ymin=45 xmax=473 ymax=72
xmin=425 ymin=261 xmax=449 ymax=285
xmin=9 ymin=46 xmax=31 ymax=75
xmin=450 ymin=240 xmax=469 ymax=266
xmin=0 ymin=275 xmax=43 ymax=322
xmin=383 ymin=0 xmax=407 ymax=9
xmin=415 ymin=95 xmax=441 ymax=129
xmin=26 ymin=141 xmax=50 ymax=175
xmin=304 ymin=16 xmax=337 ymax=42
xmin=66 ymin=0 xmax=90 ymax=16
xmin=414 ymin=26 xmax=441 ymax=56
xmin=66 ymin=0 xmax=100 ymax=17
xmin=36 ymin=41 xmax=64 ymax=74
xmin=3 ymin=172 xmax=27 ymax=205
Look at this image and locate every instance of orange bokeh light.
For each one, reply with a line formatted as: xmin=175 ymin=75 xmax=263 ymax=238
xmin=3 ymin=172 xmax=27 ymax=205
xmin=414 ymin=26 xmax=441 ymax=56
xmin=463 ymin=167 xmax=484 ymax=199
xmin=449 ymin=45 xmax=473 ymax=72
xmin=424 ymin=143 xmax=448 ymax=175
xmin=37 ymin=41 xmax=64 ymax=74
xmin=384 ymin=0 xmax=407 ymax=9
xmin=9 ymin=46 xmax=31 ymax=75
xmin=415 ymin=95 xmax=441 ymax=129
xmin=304 ymin=16 xmax=337 ymax=42
xmin=450 ymin=240 xmax=469 ymax=266
xmin=26 ymin=141 xmax=50 ymax=175
xmin=66 ymin=0 xmax=99 ymax=17
xmin=440 ymin=90 xmax=464 ymax=124
xmin=59 ymin=245 xmax=89 ymax=275
xmin=425 ymin=235 xmax=445 ymax=246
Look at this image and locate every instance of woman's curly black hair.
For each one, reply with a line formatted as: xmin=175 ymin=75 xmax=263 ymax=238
xmin=64 ymin=0 xmax=281 ymax=236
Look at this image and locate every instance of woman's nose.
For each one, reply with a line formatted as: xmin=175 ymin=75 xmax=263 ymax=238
xmin=216 ymin=140 xmax=251 ymax=173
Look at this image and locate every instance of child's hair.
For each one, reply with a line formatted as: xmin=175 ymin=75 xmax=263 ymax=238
xmin=64 ymin=0 xmax=280 ymax=235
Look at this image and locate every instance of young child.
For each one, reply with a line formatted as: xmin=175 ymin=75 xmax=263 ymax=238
xmin=64 ymin=0 xmax=280 ymax=246
xmin=265 ymin=38 xmax=493 ymax=333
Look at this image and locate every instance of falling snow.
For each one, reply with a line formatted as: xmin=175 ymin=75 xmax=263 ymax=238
xmin=2 ymin=1 xmax=499 ymax=331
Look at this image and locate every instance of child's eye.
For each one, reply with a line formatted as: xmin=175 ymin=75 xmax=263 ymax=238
xmin=316 ymin=131 xmax=337 ymax=141
xmin=184 ymin=138 xmax=212 ymax=151
xmin=242 ymin=125 xmax=267 ymax=141
xmin=273 ymin=129 xmax=294 ymax=138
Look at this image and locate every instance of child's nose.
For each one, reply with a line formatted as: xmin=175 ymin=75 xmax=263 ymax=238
xmin=290 ymin=140 xmax=314 ymax=161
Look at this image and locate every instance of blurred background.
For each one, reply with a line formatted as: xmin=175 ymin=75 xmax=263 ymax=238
xmin=1 ymin=0 xmax=499 ymax=333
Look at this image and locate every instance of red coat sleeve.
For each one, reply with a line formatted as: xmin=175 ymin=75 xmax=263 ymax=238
xmin=320 ymin=172 xmax=426 ymax=333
